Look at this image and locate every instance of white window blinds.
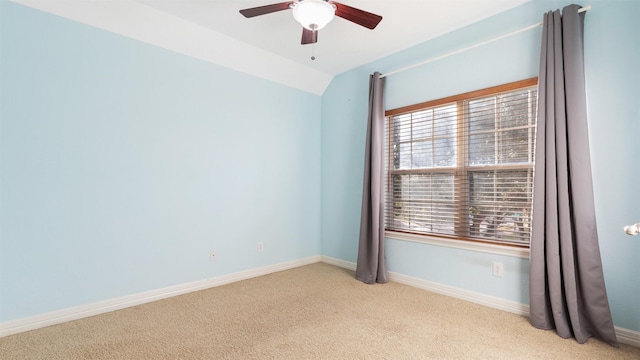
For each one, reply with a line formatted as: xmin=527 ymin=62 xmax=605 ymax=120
xmin=385 ymin=79 xmax=538 ymax=246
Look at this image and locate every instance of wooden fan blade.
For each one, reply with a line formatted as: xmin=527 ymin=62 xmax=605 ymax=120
xmin=239 ymin=2 xmax=293 ymax=18
xmin=301 ymin=28 xmax=318 ymax=45
xmin=333 ymin=2 xmax=382 ymax=29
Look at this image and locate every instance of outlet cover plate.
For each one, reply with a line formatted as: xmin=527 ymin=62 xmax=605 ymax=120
xmin=492 ymin=262 xmax=504 ymax=277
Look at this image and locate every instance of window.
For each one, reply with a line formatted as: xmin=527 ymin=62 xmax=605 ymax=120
xmin=385 ymin=78 xmax=538 ymax=247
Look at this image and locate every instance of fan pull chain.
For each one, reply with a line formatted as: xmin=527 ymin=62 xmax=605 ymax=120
xmin=311 ymin=44 xmax=316 ymax=61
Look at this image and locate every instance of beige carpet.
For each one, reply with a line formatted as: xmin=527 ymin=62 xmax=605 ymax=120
xmin=1 ymin=262 xmax=638 ymax=359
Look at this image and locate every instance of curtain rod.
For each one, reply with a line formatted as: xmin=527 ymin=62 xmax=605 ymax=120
xmin=380 ymin=5 xmax=591 ymax=78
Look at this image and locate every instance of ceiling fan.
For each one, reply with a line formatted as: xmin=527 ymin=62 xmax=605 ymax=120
xmin=239 ymin=0 xmax=383 ymax=45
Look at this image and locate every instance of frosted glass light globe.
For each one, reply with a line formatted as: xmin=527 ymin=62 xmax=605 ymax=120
xmin=292 ymin=0 xmax=336 ymax=30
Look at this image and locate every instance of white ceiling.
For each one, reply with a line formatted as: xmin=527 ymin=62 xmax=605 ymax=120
xmin=139 ymin=0 xmax=531 ymax=75
xmin=12 ymin=0 xmax=532 ymax=94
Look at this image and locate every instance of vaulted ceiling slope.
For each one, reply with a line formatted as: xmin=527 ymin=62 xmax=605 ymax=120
xmin=11 ymin=0 xmax=532 ymax=95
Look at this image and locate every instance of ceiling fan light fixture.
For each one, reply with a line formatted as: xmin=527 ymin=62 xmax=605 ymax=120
xmin=292 ymin=0 xmax=335 ymax=31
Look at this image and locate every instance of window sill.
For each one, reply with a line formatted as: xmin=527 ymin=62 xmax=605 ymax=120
xmin=385 ymin=231 xmax=530 ymax=259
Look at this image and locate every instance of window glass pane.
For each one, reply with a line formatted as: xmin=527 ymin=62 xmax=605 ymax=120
xmin=411 ymin=174 xmax=430 ymax=201
xmin=431 ymin=203 xmax=455 ymax=235
xmin=499 ymin=91 xmax=532 ymax=128
xmin=391 ymin=174 xmax=408 ymax=228
xmin=433 ymin=105 xmax=457 ymax=137
xmin=394 ymin=114 xmax=412 ymax=142
xmin=389 ymin=173 xmax=454 ymax=234
xmin=398 ymin=142 xmax=411 ymax=169
xmin=498 ymin=128 xmax=530 ymax=164
xmin=411 ymin=140 xmax=432 ymax=168
xmin=434 ymin=137 xmax=456 ymax=167
xmin=469 ymin=133 xmax=495 ymax=165
xmin=468 ymin=170 xmax=531 ymax=243
xmin=407 ymin=174 xmax=453 ymax=234
xmin=412 ymin=110 xmax=432 ymax=139
xmin=431 ymin=174 xmax=454 ymax=201
xmin=468 ymin=98 xmax=495 ymax=132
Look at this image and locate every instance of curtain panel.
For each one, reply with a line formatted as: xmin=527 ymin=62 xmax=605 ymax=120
xmin=356 ymin=72 xmax=388 ymax=284
xmin=530 ymin=4 xmax=618 ymax=346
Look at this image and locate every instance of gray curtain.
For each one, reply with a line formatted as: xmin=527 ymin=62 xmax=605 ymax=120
xmin=530 ymin=4 xmax=618 ymax=346
xmin=355 ymin=72 xmax=388 ymax=284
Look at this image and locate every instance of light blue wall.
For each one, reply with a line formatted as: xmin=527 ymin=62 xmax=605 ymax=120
xmin=321 ymin=0 xmax=640 ymax=332
xmin=583 ymin=0 xmax=640 ymax=333
xmin=0 ymin=2 xmax=321 ymax=322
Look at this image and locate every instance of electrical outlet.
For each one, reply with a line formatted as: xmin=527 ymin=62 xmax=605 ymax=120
xmin=210 ymin=250 xmax=217 ymax=262
xmin=257 ymin=242 xmax=264 ymax=252
xmin=492 ymin=262 xmax=504 ymax=277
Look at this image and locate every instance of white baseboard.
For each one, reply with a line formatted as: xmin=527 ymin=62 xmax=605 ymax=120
xmin=321 ymin=256 xmax=640 ymax=348
xmin=615 ymin=326 xmax=640 ymax=348
xmin=388 ymin=270 xmax=531 ymax=316
xmin=2 ymin=254 xmax=638 ymax=348
xmin=321 ymin=256 xmax=528 ymax=315
xmin=0 ymin=255 xmax=321 ymax=338
xmin=321 ymin=255 xmax=357 ymax=271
